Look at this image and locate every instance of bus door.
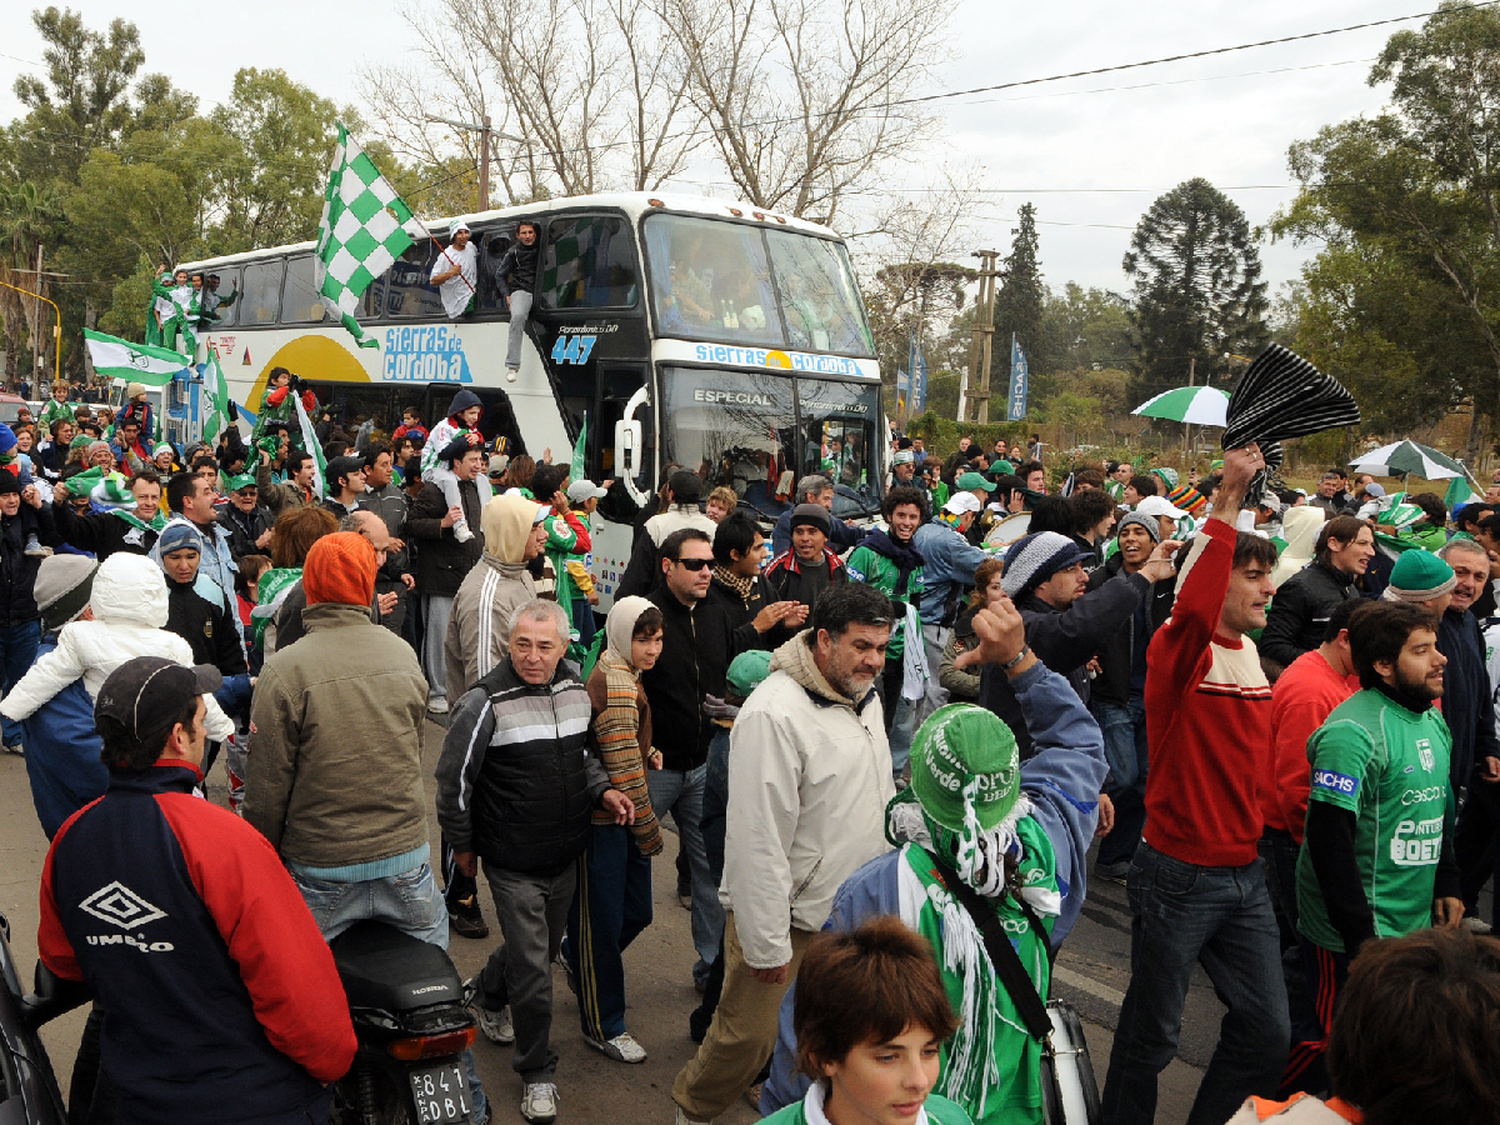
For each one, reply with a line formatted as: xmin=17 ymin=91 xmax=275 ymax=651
xmin=422 ymin=384 xmax=527 ymax=456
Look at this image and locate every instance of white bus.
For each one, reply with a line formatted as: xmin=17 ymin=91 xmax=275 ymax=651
xmin=180 ymin=192 xmax=885 ymax=604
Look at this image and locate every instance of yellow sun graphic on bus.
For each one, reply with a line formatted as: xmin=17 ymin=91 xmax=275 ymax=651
xmin=764 ymin=350 xmax=793 ymax=369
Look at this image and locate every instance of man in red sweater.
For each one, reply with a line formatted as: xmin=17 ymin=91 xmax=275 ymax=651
xmin=1102 ymin=444 xmax=1290 ymax=1125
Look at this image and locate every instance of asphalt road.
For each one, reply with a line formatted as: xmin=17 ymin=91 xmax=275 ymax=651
xmin=0 ymin=728 xmax=1216 ymax=1124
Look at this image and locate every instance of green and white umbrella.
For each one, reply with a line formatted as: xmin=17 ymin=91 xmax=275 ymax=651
xmin=1350 ymin=440 xmax=1465 ymax=481
xmin=1132 ymin=386 xmax=1232 ymax=427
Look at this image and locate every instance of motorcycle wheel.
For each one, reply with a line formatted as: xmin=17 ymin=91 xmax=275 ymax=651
xmin=330 ymin=1060 xmax=414 ymax=1125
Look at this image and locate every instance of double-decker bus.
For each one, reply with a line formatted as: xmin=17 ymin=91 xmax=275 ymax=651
xmin=179 ymin=193 xmax=885 ymax=605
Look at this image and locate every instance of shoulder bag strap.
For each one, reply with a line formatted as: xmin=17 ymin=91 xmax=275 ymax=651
xmin=931 ymin=858 xmax=1051 ymax=1043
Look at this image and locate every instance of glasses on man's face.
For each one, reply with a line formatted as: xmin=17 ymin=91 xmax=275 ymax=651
xmin=675 ymin=557 xmax=711 ymax=572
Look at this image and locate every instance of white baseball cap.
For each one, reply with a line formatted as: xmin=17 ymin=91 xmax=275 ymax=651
xmin=1134 ymin=495 xmax=1189 ymax=521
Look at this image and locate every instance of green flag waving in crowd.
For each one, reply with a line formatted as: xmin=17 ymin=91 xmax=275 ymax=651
xmin=84 ymin=329 xmax=190 ymax=385
xmin=315 ymin=123 xmax=422 ymax=349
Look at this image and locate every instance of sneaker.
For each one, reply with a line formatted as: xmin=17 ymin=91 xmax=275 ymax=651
xmin=674 ymin=1106 xmax=711 ymax=1125
xmin=427 ymin=696 xmax=450 ymax=715
xmin=474 ymin=1002 xmax=514 ymax=1045
xmin=1094 ymin=860 xmax=1129 ymax=885
xmin=506 ymin=367 xmax=519 ymax=384
xmin=453 ymin=518 xmax=474 ymax=544
xmin=584 ymin=1031 xmax=647 ymax=1063
xmin=1463 ymin=916 xmax=1494 ymax=934
xmin=449 ymin=896 xmax=489 ymax=940
xmin=3 ymin=743 xmax=22 ymax=756
xmin=23 ymin=536 xmax=51 ymax=558
xmin=520 ymin=1082 xmax=557 ymax=1124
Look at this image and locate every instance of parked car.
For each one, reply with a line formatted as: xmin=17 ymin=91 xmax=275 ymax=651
xmin=0 ymin=395 xmax=34 ymax=428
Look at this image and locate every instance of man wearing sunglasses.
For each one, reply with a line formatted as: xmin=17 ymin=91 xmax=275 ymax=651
xmin=643 ymin=528 xmax=744 ymax=997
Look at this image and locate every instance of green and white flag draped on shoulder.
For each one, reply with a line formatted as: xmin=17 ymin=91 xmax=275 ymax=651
xmin=315 ymin=123 xmax=424 ymax=349
xmin=202 ymin=347 xmax=232 ymax=444
xmin=292 ymin=391 xmax=327 ymax=499
xmin=84 ymin=329 xmax=190 ymax=384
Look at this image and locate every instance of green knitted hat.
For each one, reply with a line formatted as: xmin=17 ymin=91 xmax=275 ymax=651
xmin=910 ymin=703 xmax=1021 ymax=833
xmin=1385 ymin=549 xmax=1456 ymax=602
xmin=726 ymin=649 xmax=772 ymax=698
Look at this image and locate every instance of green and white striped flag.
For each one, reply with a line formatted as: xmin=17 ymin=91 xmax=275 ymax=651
xmin=315 ymin=123 xmax=423 ymax=349
xmin=84 ymin=329 xmax=189 ymax=384
xmin=202 ymin=347 xmax=231 ymax=444
xmin=571 ymin=413 xmax=588 ymax=480
xmin=292 ymin=391 xmax=327 ymax=499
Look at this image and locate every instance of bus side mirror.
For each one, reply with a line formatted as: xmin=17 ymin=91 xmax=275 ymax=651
xmin=616 ymin=384 xmax=651 ymax=508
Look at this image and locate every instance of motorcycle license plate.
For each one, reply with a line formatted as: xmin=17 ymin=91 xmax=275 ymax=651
xmin=409 ymin=1062 xmax=472 ymax=1124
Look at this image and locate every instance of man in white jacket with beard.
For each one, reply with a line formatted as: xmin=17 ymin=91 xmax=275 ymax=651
xmin=0 ymin=552 xmax=233 ymax=742
xmin=671 ymin=582 xmax=897 ymax=1125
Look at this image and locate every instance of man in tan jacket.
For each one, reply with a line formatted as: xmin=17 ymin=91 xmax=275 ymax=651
xmin=672 ymin=582 xmax=897 ymax=1125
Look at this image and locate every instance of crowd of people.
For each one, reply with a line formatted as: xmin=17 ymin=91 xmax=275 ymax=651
xmin=10 ymin=390 xmax=1500 ymax=1125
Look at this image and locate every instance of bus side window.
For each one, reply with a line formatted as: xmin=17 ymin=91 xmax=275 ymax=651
xmin=385 ymin=242 xmax=446 ymax=320
xmin=539 ymin=216 xmax=638 ymax=310
xmin=281 ymin=253 xmax=328 ymax=324
xmin=242 ymin=261 xmax=283 ymax=325
xmin=479 ymin=230 xmax=514 ymax=313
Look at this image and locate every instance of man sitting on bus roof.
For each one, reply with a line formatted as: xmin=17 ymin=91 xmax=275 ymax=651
xmin=431 ymin=219 xmax=478 ymax=322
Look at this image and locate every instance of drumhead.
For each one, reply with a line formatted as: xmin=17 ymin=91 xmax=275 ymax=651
xmin=985 ymin=510 xmax=1031 ymax=549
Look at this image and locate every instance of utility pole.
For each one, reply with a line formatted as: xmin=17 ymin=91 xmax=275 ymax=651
xmin=424 ymin=114 xmax=518 ymax=212
xmin=31 ymin=244 xmax=43 ymax=385
xmin=963 ymin=250 xmax=1001 ymax=423
xmin=1185 ymin=355 xmax=1196 ymax=460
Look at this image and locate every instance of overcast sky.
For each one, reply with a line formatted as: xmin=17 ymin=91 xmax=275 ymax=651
xmin=1 ymin=0 xmax=1416 ymax=296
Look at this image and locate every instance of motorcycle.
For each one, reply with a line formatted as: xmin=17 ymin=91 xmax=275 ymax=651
xmin=1 ymin=911 xmax=92 ymax=1125
xmin=330 ymin=921 xmax=478 ymax=1125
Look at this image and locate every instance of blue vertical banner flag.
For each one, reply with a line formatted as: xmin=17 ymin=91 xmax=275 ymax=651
xmin=1007 ymin=333 xmax=1029 ymax=422
xmin=906 ymin=342 xmax=918 ymax=420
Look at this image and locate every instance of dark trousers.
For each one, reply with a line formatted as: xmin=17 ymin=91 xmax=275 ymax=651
xmin=443 ymin=836 xmax=479 ymax=914
xmin=1092 ymin=695 xmax=1149 ymax=867
xmin=0 ymin=618 xmax=40 ymax=747
xmin=1279 ymin=939 xmax=1349 ymax=1098
xmin=1456 ymin=778 xmax=1500 ymax=925
xmin=1101 ymin=843 xmax=1289 ymax=1125
xmin=566 ymin=825 xmax=653 ymax=1040
xmin=880 ymin=657 xmax=902 ymax=734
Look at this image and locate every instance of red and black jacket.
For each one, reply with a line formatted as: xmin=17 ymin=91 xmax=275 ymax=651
xmin=39 ymin=762 xmax=355 ymax=1124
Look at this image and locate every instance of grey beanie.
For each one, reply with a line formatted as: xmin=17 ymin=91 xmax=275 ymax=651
xmin=36 ymin=554 xmax=98 ymax=631
xmin=1116 ymin=511 xmax=1162 ymax=545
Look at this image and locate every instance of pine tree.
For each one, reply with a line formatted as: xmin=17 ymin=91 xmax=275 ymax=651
xmin=1123 ymin=178 xmax=1268 ymax=405
xmin=991 ymin=203 xmax=1045 ymax=393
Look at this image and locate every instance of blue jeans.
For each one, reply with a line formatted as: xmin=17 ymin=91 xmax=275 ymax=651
xmin=648 ymin=764 xmax=722 ymax=985
xmin=1092 ymin=695 xmax=1148 ymax=867
xmin=0 ymin=618 xmax=41 ymax=747
xmin=566 ymin=825 xmax=653 ymax=1040
xmin=1101 ymin=843 xmax=1289 ymax=1125
xmin=291 ymin=863 xmax=485 ymax=1123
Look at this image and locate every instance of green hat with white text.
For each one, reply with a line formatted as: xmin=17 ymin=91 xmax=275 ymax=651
xmin=909 ymin=703 xmax=1021 ymax=833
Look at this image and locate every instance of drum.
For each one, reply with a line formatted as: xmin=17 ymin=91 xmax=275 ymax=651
xmin=985 ymin=510 xmax=1032 ymax=549
xmin=1041 ymin=1002 xmax=1102 ymax=1125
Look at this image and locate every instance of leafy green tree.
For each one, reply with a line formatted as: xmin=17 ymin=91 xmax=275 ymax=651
xmin=1276 ymin=3 xmax=1500 ymax=455
xmin=991 ymin=203 xmax=1044 ymax=383
xmin=1123 ymin=177 xmax=1268 ymax=405
xmin=210 ymin=68 xmax=345 ymax=252
xmin=0 ymin=180 xmax=63 ymax=380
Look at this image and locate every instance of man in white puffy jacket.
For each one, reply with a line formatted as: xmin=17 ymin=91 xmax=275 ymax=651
xmin=671 ymin=582 xmax=896 ymax=1125
xmin=1 ymin=552 xmax=233 ymax=742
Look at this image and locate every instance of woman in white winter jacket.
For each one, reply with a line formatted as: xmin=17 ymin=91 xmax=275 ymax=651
xmin=0 ymin=552 xmax=234 ymax=741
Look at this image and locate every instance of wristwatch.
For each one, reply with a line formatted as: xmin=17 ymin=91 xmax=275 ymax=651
xmin=1001 ymin=645 xmax=1030 ymax=671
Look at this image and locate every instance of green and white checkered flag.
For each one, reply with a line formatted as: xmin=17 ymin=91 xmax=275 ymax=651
xmin=315 ymin=123 xmax=422 ymax=349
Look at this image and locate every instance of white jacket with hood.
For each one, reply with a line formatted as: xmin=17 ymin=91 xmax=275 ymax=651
xmin=0 ymin=552 xmax=235 ymax=740
xmin=721 ymin=632 xmax=895 ymax=969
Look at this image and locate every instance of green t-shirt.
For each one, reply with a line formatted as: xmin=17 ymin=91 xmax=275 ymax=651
xmin=1295 ymin=687 xmax=1452 ymax=952
xmin=761 ymin=1089 xmax=973 ymax=1125
xmin=844 ymin=544 xmax=923 ymax=658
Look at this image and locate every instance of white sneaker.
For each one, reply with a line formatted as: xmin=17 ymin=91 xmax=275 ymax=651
xmin=674 ymin=1106 xmax=711 ymax=1125
xmin=520 ymin=1081 xmax=557 ymax=1123
xmin=506 ymin=367 xmax=519 ymax=383
xmin=453 ymin=518 xmax=474 ymax=543
xmin=1463 ymin=916 xmax=1493 ymax=934
xmin=475 ymin=1003 xmax=513 ymax=1044
xmin=427 ymin=696 xmax=450 ymax=715
xmin=584 ymin=1030 xmax=647 ymax=1063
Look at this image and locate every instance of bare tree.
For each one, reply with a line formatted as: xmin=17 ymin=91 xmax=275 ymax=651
xmin=654 ymin=0 xmax=956 ymax=224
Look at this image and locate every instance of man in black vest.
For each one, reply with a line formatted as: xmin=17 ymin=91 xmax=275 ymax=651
xmin=437 ymin=600 xmax=632 ymax=1124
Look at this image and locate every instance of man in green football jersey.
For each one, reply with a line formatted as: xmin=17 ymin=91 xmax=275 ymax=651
xmin=1282 ymin=600 xmax=1464 ymax=1098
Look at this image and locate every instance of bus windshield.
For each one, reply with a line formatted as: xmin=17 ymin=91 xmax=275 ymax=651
xmin=660 ymin=366 xmax=881 ymax=517
xmin=643 ymin=214 xmax=874 ymax=357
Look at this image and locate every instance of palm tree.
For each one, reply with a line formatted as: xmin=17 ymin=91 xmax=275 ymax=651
xmin=0 ymin=181 xmax=62 ymax=384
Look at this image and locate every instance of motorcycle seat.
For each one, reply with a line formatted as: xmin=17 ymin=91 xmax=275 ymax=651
xmin=330 ymin=921 xmax=464 ymax=1012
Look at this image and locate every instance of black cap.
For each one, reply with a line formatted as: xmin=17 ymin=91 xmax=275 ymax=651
xmin=440 ymin=432 xmax=485 ymax=465
xmin=325 ymin=454 xmax=365 ymax=486
xmin=668 ymin=469 xmax=702 ymax=503
xmin=789 ymin=503 xmax=831 ymax=534
xmin=95 ymin=657 xmax=222 ymax=746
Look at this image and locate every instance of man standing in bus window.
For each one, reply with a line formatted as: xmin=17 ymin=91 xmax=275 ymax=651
xmin=432 ymin=219 xmax=479 ymax=322
xmin=496 ymin=220 xmax=541 ymax=384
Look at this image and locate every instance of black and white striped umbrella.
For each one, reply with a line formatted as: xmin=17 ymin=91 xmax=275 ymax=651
xmin=1221 ymin=345 xmax=1360 ymax=497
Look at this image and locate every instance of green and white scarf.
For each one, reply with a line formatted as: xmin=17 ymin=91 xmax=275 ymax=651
xmin=890 ymin=801 xmax=1058 ymax=1125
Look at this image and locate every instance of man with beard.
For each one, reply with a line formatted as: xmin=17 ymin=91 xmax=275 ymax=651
xmin=671 ymin=583 xmax=897 ymax=1125
xmin=1281 ymin=601 xmax=1461 ymax=1097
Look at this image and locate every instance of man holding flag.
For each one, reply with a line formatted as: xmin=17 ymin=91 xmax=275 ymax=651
xmin=431 ymin=220 xmax=478 ymax=320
